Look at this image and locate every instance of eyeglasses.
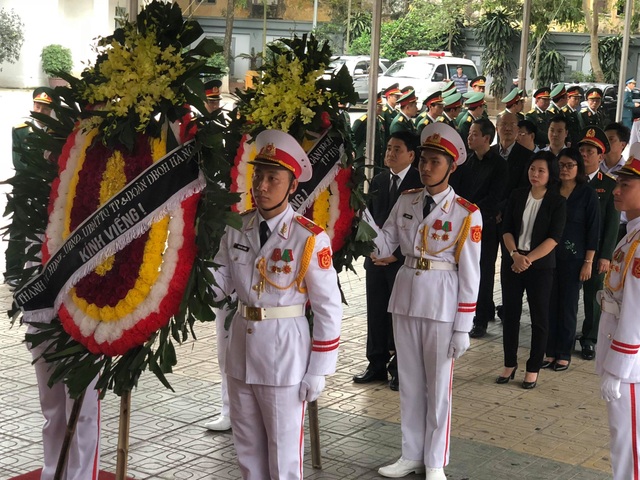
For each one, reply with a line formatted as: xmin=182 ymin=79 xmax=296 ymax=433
xmin=558 ymin=162 xmax=578 ymax=170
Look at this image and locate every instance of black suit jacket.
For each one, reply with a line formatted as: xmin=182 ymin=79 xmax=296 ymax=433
xmin=502 ymin=186 xmax=567 ymax=270
xmin=365 ymin=167 xmax=422 ymax=269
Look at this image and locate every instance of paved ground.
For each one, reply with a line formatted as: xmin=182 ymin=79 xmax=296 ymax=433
xmin=0 ymin=88 xmax=614 ymax=479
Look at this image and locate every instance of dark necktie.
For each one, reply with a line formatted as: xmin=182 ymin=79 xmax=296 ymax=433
xmin=390 ymin=174 xmax=399 ymax=200
xmin=259 ymin=220 xmax=270 ymax=247
xmin=423 ymin=195 xmax=435 ymax=219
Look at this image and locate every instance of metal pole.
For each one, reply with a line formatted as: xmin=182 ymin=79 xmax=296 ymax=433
xmin=312 ymin=0 xmax=318 ymax=29
xmin=365 ymin=0 xmax=382 ymax=185
xmin=518 ymin=0 xmax=531 ymax=100
xmin=346 ymin=0 xmax=352 ymax=51
xmin=616 ymin=0 xmax=634 ymax=122
xmin=263 ymin=0 xmax=267 ymax=54
xmin=128 ymin=0 xmax=138 ymax=19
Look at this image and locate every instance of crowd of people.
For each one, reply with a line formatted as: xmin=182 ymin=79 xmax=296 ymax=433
xmin=10 ymin=71 xmax=640 ymax=480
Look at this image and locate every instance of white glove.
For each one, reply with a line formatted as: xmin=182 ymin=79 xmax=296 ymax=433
xmin=601 ymin=372 xmax=622 ymax=402
xmin=299 ymin=373 xmax=325 ymax=402
xmin=448 ymin=331 xmax=470 ymax=359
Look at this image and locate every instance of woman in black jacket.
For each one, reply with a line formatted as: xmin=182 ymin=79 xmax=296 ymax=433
xmin=497 ymin=151 xmax=567 ymax=389
xmin=544 ymin=148 xmax=600 ymax=372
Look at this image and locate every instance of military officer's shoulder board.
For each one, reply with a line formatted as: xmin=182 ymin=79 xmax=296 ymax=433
xmin=382 ymin=105 xmax=390 ymax=112
xmin=466 ymin=116 xmax=472 ymax=123
xmin=456 ymin=197 xmax=479 ymax=213
xmin=240 ymin=207 xmax=256 ymax=216
xmin=603 ymin=171 xmax=617 ymax=181
xmin=580 ymin=107 xmax=589 ymax=113
xmin=401 ymin=188 xmax=423 ymax=195
xmin=14 ymin=122 xmax=28 ymax=129
xmin=398 ymin=116 xmax=405 ymax=123
xmin=527 ymin=108 xmax=536 ymax=115
xmin=295 ymin=215 xmax=324 ymax=235
xmin=358 ymin=114 xmax=368 ymax=122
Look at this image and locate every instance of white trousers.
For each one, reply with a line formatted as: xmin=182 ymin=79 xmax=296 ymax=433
xmin=29 ymin=329 xmax=101 ymax=480
xmin=215 ymin=307 xmax=230 ymax=417
xmin=227 ymin=376 xmax=306 ymax=480
xmin=607 ymin=382 xmax=640 ymax=480
xmin=393 ymin=314 xmax=455 ymax=468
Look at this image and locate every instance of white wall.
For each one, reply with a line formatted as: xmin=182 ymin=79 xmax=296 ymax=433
xmin=0 ymin=0 xmax=121 ymax=88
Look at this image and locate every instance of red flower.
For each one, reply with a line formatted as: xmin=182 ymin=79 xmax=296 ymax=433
xmin=320 ymin=111 xmax=331 ymax=130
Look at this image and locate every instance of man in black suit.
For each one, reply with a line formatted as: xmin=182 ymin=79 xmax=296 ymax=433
xmin=450 ymin=118 xmax=508 ymax=338
xmin=353 ymin=131 xmax=423 ymax=391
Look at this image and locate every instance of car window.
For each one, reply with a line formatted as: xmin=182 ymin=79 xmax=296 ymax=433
xmin=376 ymin=63 xmax=385 ymax=74
xmin=448 ymin=65 xmax=477 ymax=79
xmin=385 ymin=60 xmax=434 ymax=79
xmin=432 ymin=65 xmax=447 ymax=81
xmin=355 ymin=61 xmax=369 ymax=74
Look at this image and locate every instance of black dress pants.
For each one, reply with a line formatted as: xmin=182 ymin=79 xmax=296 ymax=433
xmin=547 ymin=258 xmax=582 ymax=361
xmin=474 ymin=217 xmax=499 ymax=328
xmin=365 ymin=260 xmax=401 ymax=373
xmin=502 ymin=264 xmax=554 ymax=372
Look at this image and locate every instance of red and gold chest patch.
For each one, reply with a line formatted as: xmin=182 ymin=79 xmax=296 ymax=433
xmin=633 ymin=258 xmax=640 ymax=279
xmin=317 ymin=247 xmax=332 ymax=269
xmin=470 ymin=225 xmax=482 ymax=243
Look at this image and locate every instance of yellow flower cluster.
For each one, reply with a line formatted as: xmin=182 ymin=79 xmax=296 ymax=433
xmin=246 ymin=56 xmax=333 ymax=131
xmin=83 ymin=26 xmax=186 ymax=131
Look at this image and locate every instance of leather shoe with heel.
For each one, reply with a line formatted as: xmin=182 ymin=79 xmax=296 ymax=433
xmin=469 ymin=325 xmax=487 ymax=339
xmin=389 ymin=375 xmax=399 ymax=391
xmin=378 ymin=457 xmax=425 ymax=478
xmin=522 ymin=372 xmax=538 ymax=389
xmin=582 ymin=344 xmax=595 ymax=360
xmin=353 ymin=367 xmax=387 ymax=384
xmin=553 ymin=360 xmax=570 ymax=371
xmin=496 ymin=365 xmax=517 ymax=384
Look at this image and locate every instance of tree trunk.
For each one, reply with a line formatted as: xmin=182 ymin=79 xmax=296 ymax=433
xmin=533 ymin=35 xmax=542 ymax=91
xmin=223 ymin=0 xmax=236 ymax=70
xmin=584 ymin=0 xmax=605 ymax=82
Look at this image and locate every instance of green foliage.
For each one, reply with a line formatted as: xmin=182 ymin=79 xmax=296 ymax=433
xmin=347 ymin=10 xmax=371 ymax=39
xmin=312 ymin=22 xmax=345 ymax=54
xmin=475 ymin=9 xmax=518 ymax=98
xmin=40 ymin=44 xmax=73 ymax=77
xmin=348 ymin=34 xmax=371 ymax=56
xmin=204 ymin=39 xmax=229 ymax=79
xmin=570 ymin=70 xmax=595 ymax=83
xmin=0 ymin=7 xmax=24 ymax=69
xmin=597 ymin=35 xmax=624 ymax=84
xmin=537 ymin=49 xmax=566 ymax=86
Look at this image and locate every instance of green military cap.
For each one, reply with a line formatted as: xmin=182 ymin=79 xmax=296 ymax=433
xmin=501 ymin=87 xmax=521 ymax=106
xmin=550 ymin=83 xmax=566 ymax=101
xmin=577 ymin=125 xmax=610 ymax=154
xmin=533 ymin=87 xmax=551 ymax=99
xmin=397 ymin=89 xmax=417 ymax=107
xmin=585 ymin=87 xmax=603 ymax=100
xmin=33 ymin=86 xmax=56 ymax=105
xmin=464 ymin=92 xmax=485 ymax=108
xmin=462 ymin=91 xmax=475 ymax=100
xmin=469 ymin=76 xmax=486 ymax=88
xmin=566 ymin=85 xmax=583 ymax=97
xmin=384 ymin=83 xmax=401 ymax=97
xmin=444 ymin=92 xmax=463 ymax=109
xmin=423 ymin=90 xmax=445 ymax=107
xmin=441 ymin=80 xmax=456 ymax=96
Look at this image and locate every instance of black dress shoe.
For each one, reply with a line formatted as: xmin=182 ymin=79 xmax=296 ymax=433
xmin=353 ymin=368 xmax=387 ymax=383
xmin=469 ymin=325 xmax=487 ymax=339
xmin=522 ymin=372 xmax=538 ymax=389
xmin=582 ymin=344 xmax=595 ymax=360
xmin=553 ymin=360 xmax=570 ymax=372
xmin=496 ymin=365 xmax=517 ymax=384
xmin=541 ymin=359 xmax=555 ymax=369
xmin=389 ymin=375 xmax=399 ymax=391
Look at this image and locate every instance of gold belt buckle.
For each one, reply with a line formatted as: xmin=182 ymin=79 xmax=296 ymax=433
xmin=245 ymin=306 xmax=263 ymax=321
xmin=416 ymin=258 xmax=431 ymax=270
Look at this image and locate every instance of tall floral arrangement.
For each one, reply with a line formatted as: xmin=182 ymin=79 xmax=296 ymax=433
xmin=6 ymin=1 xmax=238 ymax=398
xmin=229 ymin=34 xmax=374 ymax=273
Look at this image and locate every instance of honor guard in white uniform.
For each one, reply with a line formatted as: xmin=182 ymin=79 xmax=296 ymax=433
xmin=211 ymin=129 xmax=342 ymax=479
xmin=366 ymin=123 xmax=482 ymax=480
xmin=597 ymin=143 xmax=640 ymax=479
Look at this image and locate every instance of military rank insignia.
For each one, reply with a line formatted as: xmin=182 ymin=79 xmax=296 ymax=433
xmin=471 ymin=225 xmax=482 ymax=243
xmin=317 ymin=247 xmax=332 ymax=269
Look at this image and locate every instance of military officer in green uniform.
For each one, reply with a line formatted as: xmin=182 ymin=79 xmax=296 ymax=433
xmin=469 ymin=75 xmax=486 ymax=93
xmin=441 ymin=80 xmax=457 ymax=98
xmin=579 ymin=87 xmax=610 ymax=131
xmin=415 ymin=91 xmax=445 ymax=135
xmin=8 ymin=87 xmax=56 ymax=281
xmin=352 ymin=92 xmax=386 ymax=169
xmin=562 ymin=85 xmax=583 ymax=146
xmin=547 ymin=83 xmax=567 ymax=117
xmin=381 ymin=83 xmax=401 ymax=144
xmin=437 ymin=92 xmax=463 ymax=133
xmin=577 ymin=126 xmax=620 ymax=361
xmin=457 ymin=92 xmax=486 ymax=150
xmin=525 ymin=86 xmax=552 ymax=148
xmin=389 ymin=89 xmax=419 ymax=137
xmin=497 ymin=88 xmax=525 ymax=121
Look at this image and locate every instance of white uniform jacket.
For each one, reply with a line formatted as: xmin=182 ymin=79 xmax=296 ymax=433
xmin=597 ymin=216 xmax=640 ymax=382
xmin=373 ymin=187 xmax=482 ymax=332
xmin=212 ymin=205 xmax=342 ymax=386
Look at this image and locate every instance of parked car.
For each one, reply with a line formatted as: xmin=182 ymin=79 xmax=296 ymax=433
xmin=377 ymin=51 xmax=479 ymax=107
xmin=573 ymin=82 xmax=640 ymax=122
xmin=323 ymin=55 xmax=389 ymax=102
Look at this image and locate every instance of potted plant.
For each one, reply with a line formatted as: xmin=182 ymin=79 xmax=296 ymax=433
xmin=40 ymin=44 xmax=73 ymax=87
xmin=237 ymin=48 xmax=263 ymax=89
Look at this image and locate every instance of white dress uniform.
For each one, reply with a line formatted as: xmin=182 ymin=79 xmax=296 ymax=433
xmin=27 ymin=323 xmax=101 ymax=480
xmin=374 ymin=185 xmax=482 ymax=467
xmin=597 ymin=210 xmax=640 ymax=479
xmin=212 ymin=129 xmax=342 ymax=480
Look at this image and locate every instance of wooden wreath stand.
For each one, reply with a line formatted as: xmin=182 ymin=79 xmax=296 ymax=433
xmin=53 ymin=390 xmax=132 ymax=480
